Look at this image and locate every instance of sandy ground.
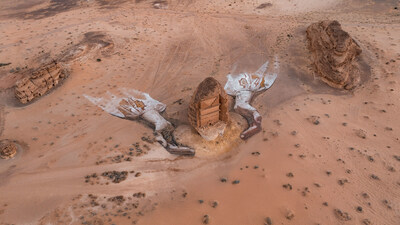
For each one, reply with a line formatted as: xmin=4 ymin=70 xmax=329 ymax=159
xmin=0 ymin=0 xmax=399 ymax=224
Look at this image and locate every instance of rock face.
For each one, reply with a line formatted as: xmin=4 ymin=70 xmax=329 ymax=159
xmin=188 ymin=77 xmax=229 ymax=140
xmin=15 ymin=61 xmax=68 ymax=104
xmin=306 ymin=20 xmax=362 ymax=90
xmin=0 ymin=141 xmax=17 ymax=159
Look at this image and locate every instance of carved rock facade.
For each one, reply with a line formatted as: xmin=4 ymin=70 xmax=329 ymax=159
xmin=15 ymin=61 xmax=68 ymax=104
xmin=188 ymin=77 xmax=229 ymax=140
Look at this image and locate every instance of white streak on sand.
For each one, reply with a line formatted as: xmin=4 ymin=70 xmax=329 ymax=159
xmin=83 ymin=88 xmax=166 ymax=118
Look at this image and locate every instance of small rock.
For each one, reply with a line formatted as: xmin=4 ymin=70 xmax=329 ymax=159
xmin=334 ymin=209 xmax=352 ymax=221
xmin=362 ymin=193 xmax=370 ymax=199
xmin=370 ymin=174 xmax=380 ymax=180
xmin=382 ymin=199 xmax=392 ymax=209
xmin=362 ymin=219 xmax=371 ymax=225
xmin=232 ymin=180 xmax=240 ymax=184
xmin=282 ymin=184 xmax=292 ymax=190
xmin=338 ymin=179 xmax=349 ymax=185
xmin=202 ymin=215 xmax=210 ymax=224
xmin=355 ymin=129 xmax=367 ymax=139
xmin=273 ymin=119 xmax=282 ymax=126
xmin=132 ymin=192 xmax=146 ymax=198
xmin=153 ymin=0 xmax=168 ymax=9
xmin=308 ymin=116 xmax=320 ymax=125
xmin=326 ymin=171 xmax=332 ymax=176
xmin=285 ymin=210 xmax=295 ymax=220
xmin=101 ymin=171 xmax=128 ymax=183
xmin=264 ymin=217 xmax=272 ymax=225
xmin=173 ymin=99 xmax=184 ymax=105
xmin=256 ymin=3 xmax=272 ymax=9
xmin=0 ymin=62 xmax=11 ymax=67
xmin=107 ymin=195 xmax=125 ymax=205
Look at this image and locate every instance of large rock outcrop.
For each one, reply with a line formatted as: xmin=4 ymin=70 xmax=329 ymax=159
xmin=188 ymin=77 xmax=229 ymax=140
xmin=15 ymin=61 xmax=68 ymax=104
xmin=14 ymin=32 xmax=113 ymax=105
xmin=306 ymin=20 xmax=362 ymax=90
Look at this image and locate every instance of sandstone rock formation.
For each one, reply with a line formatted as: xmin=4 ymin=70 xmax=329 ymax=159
xmin=306 ymin=20 xmax=362 ymax=90
xmin=14 ymin=32 xmax=112 ymax=105
xmin=188 ymin=77 xmax=229 ymax=140
xmin=0 ymin=141 xmax=17 ymax=159
xmin=15 ymin=61 xmax=68 ymax=104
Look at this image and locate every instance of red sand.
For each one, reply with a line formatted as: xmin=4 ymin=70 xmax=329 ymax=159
xmin=0 ymin=0 xmax=399 ymax=224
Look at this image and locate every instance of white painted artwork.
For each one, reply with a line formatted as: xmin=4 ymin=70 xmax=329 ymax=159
xmin=84 ymin=88 xmax=195 ymax=156
xmin=224 ymin=56 xmax=279 ymax=139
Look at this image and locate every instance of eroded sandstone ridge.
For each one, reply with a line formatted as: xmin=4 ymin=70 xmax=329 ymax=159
xmin=188 ymin=77 xmax=229 ymax=140
xmin=0 ymin=140 xmax=17 ymax=159
xmin=307 ymin=20 xmax=362 ymax=90
xmin=15 ymin=61 xmax=68 ymax=104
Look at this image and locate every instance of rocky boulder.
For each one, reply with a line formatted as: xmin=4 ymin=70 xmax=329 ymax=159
xmin=15 ymin=61 xmax=68 ymax=104
xmin=0 ymin=140 xmax=17 ymax=159
xmin=306 ymin=20 xmax=362 ymax=90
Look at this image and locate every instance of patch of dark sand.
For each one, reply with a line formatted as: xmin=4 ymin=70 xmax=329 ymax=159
xmin=5 ymin=0 xmax=81 ymax=20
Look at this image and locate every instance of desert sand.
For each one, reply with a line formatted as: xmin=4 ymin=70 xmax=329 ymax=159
xmin=0 ymin=0 xmax=399 ymax=224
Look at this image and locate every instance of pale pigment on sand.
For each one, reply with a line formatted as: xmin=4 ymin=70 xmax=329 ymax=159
xmin=84 ymin=88 xmax=195 ymax=156
xmin=224 ymin=56 xmax=279 ymax=139
xmin=84 ymin=88 xmax=166 ymax=121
